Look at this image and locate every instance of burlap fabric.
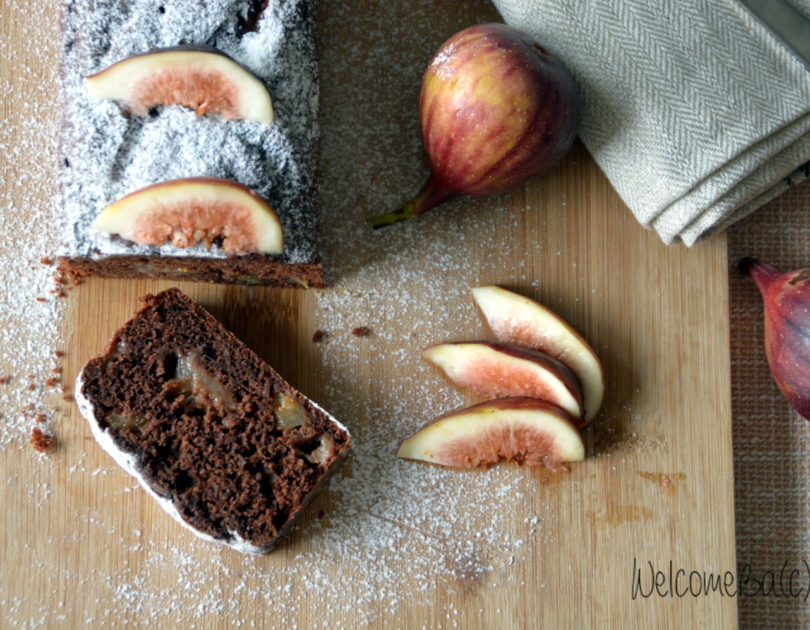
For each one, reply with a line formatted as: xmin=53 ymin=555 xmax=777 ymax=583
xmin=728 ymin=179 xmax=810 ymax=629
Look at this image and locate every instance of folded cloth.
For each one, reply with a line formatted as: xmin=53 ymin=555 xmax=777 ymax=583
xmin=491 ymin=0 xmax=810 ymax=245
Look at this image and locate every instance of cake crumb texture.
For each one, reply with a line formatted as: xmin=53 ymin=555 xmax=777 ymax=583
xmin=78 ymin=288 xmax=350 ymax=552
xmin=30 ymin=427 xmax=55 ymax=453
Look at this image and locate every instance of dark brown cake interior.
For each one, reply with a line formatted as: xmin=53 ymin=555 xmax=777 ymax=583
xmin=80 ymin=288 xmax=349 ymax=550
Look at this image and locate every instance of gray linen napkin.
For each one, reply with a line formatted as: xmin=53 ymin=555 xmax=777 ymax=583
xmin=491 ymin=0 xmax=810 ymax=245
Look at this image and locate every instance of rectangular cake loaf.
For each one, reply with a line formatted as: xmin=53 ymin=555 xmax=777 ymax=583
xmin=76 ymin=288 xmax=350 ymax=553
xmin=58 ymin=0 xmax=323 ymax=287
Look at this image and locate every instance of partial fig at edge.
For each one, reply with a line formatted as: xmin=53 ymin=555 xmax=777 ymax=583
xmin=740 ymin=257 xmax=810 ymax=421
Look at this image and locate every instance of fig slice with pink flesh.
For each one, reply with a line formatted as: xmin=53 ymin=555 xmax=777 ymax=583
xmin=86 ymin=48 xmax=274 ymax=124
xmin=92 ymin=177 xmax=283 ymax=255
xmin=396 ymin=397 xmax=584 ymax=470
xmin=422 ymin=341 xmax=584 ymax=423
xmin=471 ymin=286 xmax=604 ymax=424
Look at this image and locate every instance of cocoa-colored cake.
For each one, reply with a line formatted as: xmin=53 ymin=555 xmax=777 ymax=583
xmin=58 ymin=0 xmax=324 ymax=287
xmin=76 ymin=288 xmax=350 ymax=553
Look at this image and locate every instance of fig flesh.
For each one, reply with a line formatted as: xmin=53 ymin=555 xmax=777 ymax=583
xmin=740 ymin=258 xmax=810 ymax=420
xmin=86 ymin=48 xmax=274 ymax=124
xmin=396 ymin=397 xmax=584 ymax=470
xmin=422 ymin=341 xmax=584 ymax=422
xmin=92 ymin=177 xmax=283 ymax=255
xmin=371 ymin=23 xmax=578 ymax=228
xmin=472 ymin=286 xmax=603 ymax=423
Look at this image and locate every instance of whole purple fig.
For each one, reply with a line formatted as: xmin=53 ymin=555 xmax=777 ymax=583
xmin=371 ymin=23 xmax=579 ymax=229
xmin=741 ymin=258 xmax=810 ymax=420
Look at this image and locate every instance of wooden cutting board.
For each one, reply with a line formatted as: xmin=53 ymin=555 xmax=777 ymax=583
xmin=1 ymin=0 xmax=738 ymax=628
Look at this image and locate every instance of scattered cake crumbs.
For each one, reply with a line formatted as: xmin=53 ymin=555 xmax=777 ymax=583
xmin=0 ymin=376 xmax=10 ymax=385
xmin=27 ymin=383 xmax=37 ymax=391
xmin=45 ymin=377 xmax=61 ymax=388
xmin=35 ymin=413 xmax=47 ymax=424
xmin=352 ymin=326 xmax=372 ymax=337
xmin=62 ymin=394 xmax=74 ymax=403
xmin=36 ymin=297 xmax=47 ymax=303
xmin=54 ymin=350 xmax=65 ymax=358
xmin=40 ymin=256 xmax=54 ymax=265
xmin=312 ymin=329 xmax=326 ymax=343
xmin=30 ymin=427 xmax=55 ymax=453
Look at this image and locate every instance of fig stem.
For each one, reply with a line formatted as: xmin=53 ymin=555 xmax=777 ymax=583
xmin=369 ymin=202 xmax=420 ymax=229
xmin=370 ymin=176 xmax=453 ymax=230
xmin=739 ymin=257 xmax=782 ymax=294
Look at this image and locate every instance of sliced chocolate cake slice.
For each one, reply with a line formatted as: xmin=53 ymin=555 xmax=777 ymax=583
xmin=76 ymin=288 xmax=350 ymax=554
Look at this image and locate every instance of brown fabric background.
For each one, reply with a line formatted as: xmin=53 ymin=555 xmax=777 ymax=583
xmin=728 ymin=178 xmax=810 ymax=629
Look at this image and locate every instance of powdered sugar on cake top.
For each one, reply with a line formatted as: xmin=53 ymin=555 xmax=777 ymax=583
xmin=60 ymin=0 xmax=319 ymax=264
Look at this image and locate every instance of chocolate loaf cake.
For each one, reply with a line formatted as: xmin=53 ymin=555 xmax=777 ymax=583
xmin=58 ymin=0 xmax=324 ymax=287
xmin=76 ymin=288 xmax=350 ymax=553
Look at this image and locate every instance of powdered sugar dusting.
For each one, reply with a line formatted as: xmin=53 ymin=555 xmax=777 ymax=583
xmin=0 ymin=1 xmax=64 ymax=450
xmin=269 ymin=0 xmax=557 ymax=624
xmin=61 ymin=0 xmax=319 ymax=264
xmin=2 ymin=0 xmax=575 ymax=627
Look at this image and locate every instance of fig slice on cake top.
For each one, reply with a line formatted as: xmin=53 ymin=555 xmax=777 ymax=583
xmin=92 ymin=177 xmax=283 ymax=255
xmin=396 ymin=397 xmax=584 ymax=470
xmin=86 ymin=48 xmax=274 ymax=124
xmin=472 ymin=286 xmax=604 ymax=423
xmin=422 ymin=341 xmax=584 ymax=422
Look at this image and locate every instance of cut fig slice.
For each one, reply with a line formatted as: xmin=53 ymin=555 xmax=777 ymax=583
xmin=92 ymin=177 xmax=283 ymax=255
xmin=472 ymin=286 xmax=604 ymax=424
xmin=396 ymin=398 xmax=584 ymax=470
xmin=86 ymin=48 xmax=274 ymax=124
xmin=422 ymin=341 xmax=584 ymax=422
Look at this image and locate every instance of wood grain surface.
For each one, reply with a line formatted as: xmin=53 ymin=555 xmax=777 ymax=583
xmin=1 ymin=0 xmax=738 ymax=628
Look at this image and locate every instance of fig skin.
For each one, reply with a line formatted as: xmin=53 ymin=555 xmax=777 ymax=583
xmin=471 ymin=285 xmax=603 ymax=423
xmin=86 ymin=46 xmax=274 ymax=124
xmin=396 ymin=397 xmax=584 ymax=470
xmin=740 ymin=257 xmax=810 ymax=420
xmin=371 ymin=23 xmax=579 ymax=228
xmin=422 ymin=341 xmax=585 ymax=422
xmin=92 ymin=177 xmax=283 ymax=255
